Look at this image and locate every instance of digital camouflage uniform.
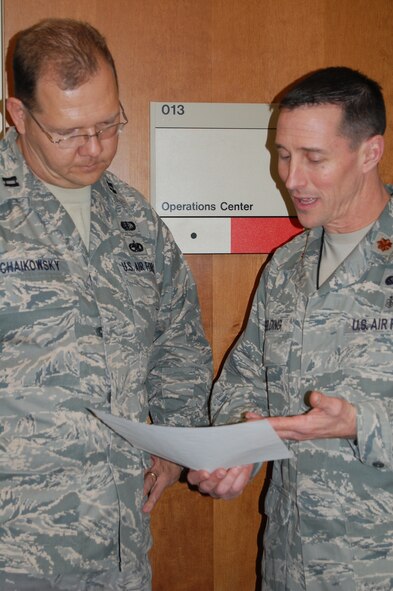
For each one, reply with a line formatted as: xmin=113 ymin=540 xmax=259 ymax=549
xmin=212 ymin=187 xmax=393 ymax=591
xmin=0 ymin=128 xmax=212 ymax=590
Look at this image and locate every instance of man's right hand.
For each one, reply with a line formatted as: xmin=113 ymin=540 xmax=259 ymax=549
xmin=187 ymin=464 xmax=254 ymax=499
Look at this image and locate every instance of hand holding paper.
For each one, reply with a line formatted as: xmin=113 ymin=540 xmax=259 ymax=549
xmin=91 ymin=410 xmax=292 ymax=471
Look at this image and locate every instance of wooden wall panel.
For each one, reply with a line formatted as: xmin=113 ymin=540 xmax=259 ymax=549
xmin=4 ymin=1 xmax=393 ymax=590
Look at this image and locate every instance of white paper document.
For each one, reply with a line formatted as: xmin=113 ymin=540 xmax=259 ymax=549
xmin=92 ymin=410 xmax=292 ymax=471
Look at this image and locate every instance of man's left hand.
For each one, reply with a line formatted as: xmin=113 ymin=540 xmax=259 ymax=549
xmin=142 ymin=455 xmax=182 ymax=513
xmin=246 ymin=391 xmax=357 ymax=440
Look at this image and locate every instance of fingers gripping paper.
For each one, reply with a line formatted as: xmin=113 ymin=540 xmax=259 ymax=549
xmin=91 ymin=410 xmax=292 ymax=471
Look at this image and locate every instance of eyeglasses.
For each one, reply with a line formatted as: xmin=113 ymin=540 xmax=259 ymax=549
xmin=25 ymin=102 xmax=128 ymax=149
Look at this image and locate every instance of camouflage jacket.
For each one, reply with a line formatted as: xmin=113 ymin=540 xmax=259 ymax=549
xmin=0 ymin=129 xmax=212 ymax=589
xmin=212 ymin=187 xmax=393 ymax=591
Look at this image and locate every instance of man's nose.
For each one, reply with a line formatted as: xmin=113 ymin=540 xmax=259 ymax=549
xmin=284 ymin=161 xmax=306 ymax=191
xmin=79 ymin=132 xmax=103 ymax=156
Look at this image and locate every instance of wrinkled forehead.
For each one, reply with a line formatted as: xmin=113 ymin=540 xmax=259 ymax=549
xmin=34 ymin=56 xmax=118 ymax=111
xmin=33 ymin=63 xmax=120 ymax=128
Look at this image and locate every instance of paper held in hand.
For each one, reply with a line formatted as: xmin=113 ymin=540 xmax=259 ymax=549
xmin=91 ymin=410 xmax=292 ymax=471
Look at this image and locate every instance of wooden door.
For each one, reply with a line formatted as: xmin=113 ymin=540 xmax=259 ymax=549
xmin=4 ymin=1 xmax=393 ymax=589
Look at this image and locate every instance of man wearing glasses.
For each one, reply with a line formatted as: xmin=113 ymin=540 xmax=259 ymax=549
xmin=1 ymin=18 xmax=212 ymax=591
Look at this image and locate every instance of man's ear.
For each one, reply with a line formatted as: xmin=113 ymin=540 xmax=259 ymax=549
xmin=6 ymin=98 xmax=27 ymax=134
xmin=361 ymin=134 xmax=384 ymax=173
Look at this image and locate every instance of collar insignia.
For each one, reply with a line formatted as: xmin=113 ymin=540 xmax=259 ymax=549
xmin=375 ymin=234 xmax=393 ymax=253
xmin=2 ymin=176 xmax=19 ymax=188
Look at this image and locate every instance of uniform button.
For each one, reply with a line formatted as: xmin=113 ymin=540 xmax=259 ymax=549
xmin=96 ymin=326 xmax=103 ymax=338
xmin=373 ymin=461 xmax=385 ymax=468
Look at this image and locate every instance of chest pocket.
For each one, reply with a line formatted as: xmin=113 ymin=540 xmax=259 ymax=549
xmin=0 ymin=270 xmax=78 ymax=388
xmin=263 ymin=316 xmax=293 ymax=365
xmin=342 ymin=314 xmax=393 ymax=373
xmin=263 ymin=316 xmax=293 ymax=415
xmin=116 ymin=257 xmax=159 ymax=337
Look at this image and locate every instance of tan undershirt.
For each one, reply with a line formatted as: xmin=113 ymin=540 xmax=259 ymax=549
xmin=44 ymin=182 xmax=92 ymax=249
xmin=318 ymin=222 xmax=373 ymax=285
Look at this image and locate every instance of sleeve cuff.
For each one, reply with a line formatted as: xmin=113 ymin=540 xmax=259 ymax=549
xmin=351 ymin=400 xmax=392 ymax=470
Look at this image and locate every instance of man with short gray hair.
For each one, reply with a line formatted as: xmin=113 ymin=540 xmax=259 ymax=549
xmin=1 ymin=18 xmax=212 ymax=590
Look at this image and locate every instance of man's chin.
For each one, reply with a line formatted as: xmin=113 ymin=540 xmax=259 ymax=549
xmin=69 ymin=164 xmax=106 ymax=186
xmin=295 ymin=212 xmax=320 ymax=230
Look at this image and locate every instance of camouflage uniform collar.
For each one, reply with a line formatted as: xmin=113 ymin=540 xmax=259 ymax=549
xmin=294 ymin=188 xmax=393 ymax=293
xmin=0 ymin=127 xmax=26 ymax=200
xmin=369 ymin=186 xmax=393 ymax=258
xmin=314 ymin=188 xmax=393 ymax=292
xmin=0 ymin=128 xmax=108 ymax=205
xmin=302 ymin=185 xmax=393 ymax=261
